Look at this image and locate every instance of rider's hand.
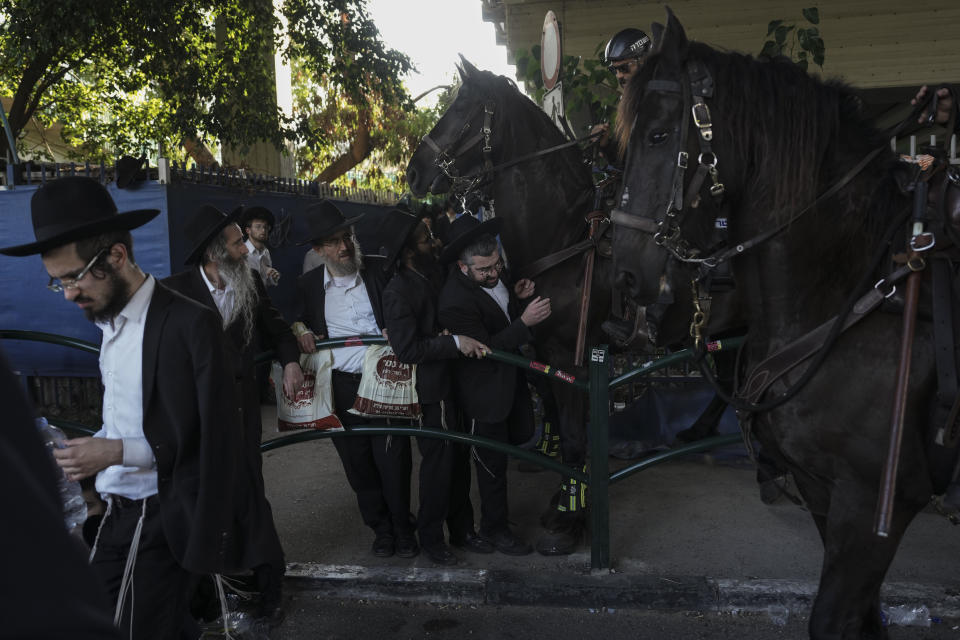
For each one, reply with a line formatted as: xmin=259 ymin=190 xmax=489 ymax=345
xmin=591 ymin=123 xmax=610 ymax=148
xmin=913 ymin=85 xmax=953 ymax=125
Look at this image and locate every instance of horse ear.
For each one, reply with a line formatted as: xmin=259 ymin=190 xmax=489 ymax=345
xmin=659 ymin=7 xmax=689 ymax=63
xmin=456 ymin=63 xmax=466 ymax=80
xmin=650 ymin=22 xmax=665 ymax=52
xmin=458 ymin=54 xmax=479 ymax=77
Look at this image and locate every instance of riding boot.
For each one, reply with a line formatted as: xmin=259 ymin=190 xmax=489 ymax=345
xmin=536 ymin=467 xmax=588 ymax=556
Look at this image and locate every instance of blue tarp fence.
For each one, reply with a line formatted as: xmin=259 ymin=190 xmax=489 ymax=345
xmin=0 ymin=178 xmax=392 ymax=376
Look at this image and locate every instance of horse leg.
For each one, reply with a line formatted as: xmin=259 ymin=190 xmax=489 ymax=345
xmin=807 ymin=475 xmax=926 ymax=640
xmin=536 ymin=381 xmax=588 ymax=556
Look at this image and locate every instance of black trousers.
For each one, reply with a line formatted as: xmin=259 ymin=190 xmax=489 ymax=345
xmin=91 ymin=495 xmax=193 ymax=640
xmin=444 ymin=403 xmax=476 ymax=542
xmin=414 ymin=401 xmax=454 ymax=546
xmin=471 ymin=385 xmax=535 ymax=536
xmin=331 ymin=370 xmax=413 ymax=536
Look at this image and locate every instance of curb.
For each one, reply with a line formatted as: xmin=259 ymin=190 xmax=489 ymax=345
xmin=286 ymin=563 xmax=960 ymax=617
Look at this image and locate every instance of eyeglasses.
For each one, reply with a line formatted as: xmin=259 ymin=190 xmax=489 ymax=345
xmin=321 ymin=233 xmax=354 ymax=248
xmin=470 ymin=258 xmax=504 ymax=277
xmin=608 ymin=60 xmax=638 ymax=74
xmin=47 ymin=249 xmax=106 ymax=293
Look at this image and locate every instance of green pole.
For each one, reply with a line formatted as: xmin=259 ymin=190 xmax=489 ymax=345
xmin=588 ymin=344 xmax=610 ymax=570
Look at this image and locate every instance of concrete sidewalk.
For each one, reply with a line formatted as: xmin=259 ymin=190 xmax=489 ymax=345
xmin=259 ymin=406 xmax=960 ymax=620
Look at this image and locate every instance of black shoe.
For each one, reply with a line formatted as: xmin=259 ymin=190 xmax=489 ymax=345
xmin=450 ymin=530 xmax=495 ymax=554
xmin=422 ymin=542 xmax=458 ymax=566
xmin=395 ymin=532 xmax=420 ymax=558
xmin=481 ymin=529 xmax=533 ymax=556
xmin=372 ymin=532 xmax=395 ymax=558
xmin=536 ymin=522 xmax=584 ymax=556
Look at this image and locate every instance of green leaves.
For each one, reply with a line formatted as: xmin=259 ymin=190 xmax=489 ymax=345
xmin=0 ymin=0 xmax=415 ymax=175
xmin=512 ymin=41 xmax=619 ymax=129
xmin=760 ymin=7 xmax=825 ymax=71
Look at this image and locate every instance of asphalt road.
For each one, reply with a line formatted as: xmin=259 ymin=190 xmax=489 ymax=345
xmin=219 ymin=597 xmax=960 ymax=640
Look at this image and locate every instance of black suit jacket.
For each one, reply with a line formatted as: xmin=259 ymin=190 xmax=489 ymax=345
xmin=438 ymin=268 xmax=532 ymax=423
xmin=296 ymin=258 xmax=389 ymax=340
xmin=383 ymin=266 xmax=459 ymax=404
xmin=141 ymin=281 xmax=239 ymax=573
xmin=0 ymin=348 xmax=121 ymax=640
xmin=163 ymin=266 xmax=298 ymax=569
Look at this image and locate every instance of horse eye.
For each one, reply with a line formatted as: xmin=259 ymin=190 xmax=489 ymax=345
xmin=648 ymin=130 xmax=670 ymax=145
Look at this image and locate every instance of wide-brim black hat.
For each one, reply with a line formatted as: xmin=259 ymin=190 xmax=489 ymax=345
xmin=378 ymin=208 xmax=422 ymax=272
xmin=184 ymin=204 xmax=243 ymax=265
xmin=0 ymin=176 xmax=160 ymax=257
xmin=438 ymin=215 xmax=502 ymax=264
xmin=297 ymin=200 xmax=364 ymax=246
xmin=239 ymin=205 xmax=275 ymax=230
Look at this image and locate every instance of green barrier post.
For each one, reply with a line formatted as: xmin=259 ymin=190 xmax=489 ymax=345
xmin=589 ymin=344 xmax=610 ymax=570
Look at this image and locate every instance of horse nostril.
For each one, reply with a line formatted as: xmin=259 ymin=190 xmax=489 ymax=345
xmin=615 ymin=270 xmax=635 ymax=291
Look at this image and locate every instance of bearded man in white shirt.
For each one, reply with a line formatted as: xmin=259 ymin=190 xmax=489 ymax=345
xmin=292 ymin=200 xmax=416 ymax=560
xmin=0 ymin=176 xmax=239 ymax=640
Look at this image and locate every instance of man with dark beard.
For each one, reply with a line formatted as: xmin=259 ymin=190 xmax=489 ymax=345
xmin=293 ymin=200 xmax=416 ymax=559
xmin=163 ymin=204 xmax=303 ymax=626
xmin=0 ymin=177 xmax=239 ymax=640
xmin=380 ymin=209 xmax=490 ymax=565
xmin=438 ymin=215 xmax=552 ymax=555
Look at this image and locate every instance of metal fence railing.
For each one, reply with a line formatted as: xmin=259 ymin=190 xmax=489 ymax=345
xmin=1 ymin=328 xmax=745 ymax=569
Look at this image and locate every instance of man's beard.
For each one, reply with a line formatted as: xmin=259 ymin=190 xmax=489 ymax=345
xmin=78 ymin=266 xmax=131 ymax=324
xmin=323 ymin=249 xmax=363 ymax=277
xmin=218 ymin=254 xmax=258 ymax=348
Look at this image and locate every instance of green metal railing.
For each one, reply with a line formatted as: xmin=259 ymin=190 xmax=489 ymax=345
xmin=1 ymin=328 xmax=745 ymax=569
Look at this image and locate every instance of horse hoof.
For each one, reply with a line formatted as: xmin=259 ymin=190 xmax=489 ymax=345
xmin=536 ymin=526 xmax=583 ymax=556
xmin=759 ymin=475 xmax=788 ymax=505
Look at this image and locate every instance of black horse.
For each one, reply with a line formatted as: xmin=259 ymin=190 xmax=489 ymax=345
xmin=406 ymin=58 xmax=746 ymax=553
xmin=406 ymin=59 xmax=607 ymax=553
xmin=612 ymin=10 xmax=946 ymax=639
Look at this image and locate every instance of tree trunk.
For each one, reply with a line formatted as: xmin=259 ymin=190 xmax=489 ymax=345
xmin=181 ymin=136 xmax=219 ymax=167
xmin=316 ymin=112 xmax=371 ymax=183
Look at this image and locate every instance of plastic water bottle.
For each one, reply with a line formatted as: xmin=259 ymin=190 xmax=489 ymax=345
xmin=36 ymin=417 xmax=88 ymax=533
xmin=882 ymin=604 xmax=931 ymax=627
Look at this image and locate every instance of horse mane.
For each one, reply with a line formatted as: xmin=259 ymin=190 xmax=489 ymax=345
xmin=460 ymin=69 xmax=588 ymax=182
xmin=617 ymin=42 xmax=891 ymax=224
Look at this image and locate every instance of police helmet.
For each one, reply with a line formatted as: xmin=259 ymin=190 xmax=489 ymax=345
xmin=604 ymin=28 xmax=652 ymax=65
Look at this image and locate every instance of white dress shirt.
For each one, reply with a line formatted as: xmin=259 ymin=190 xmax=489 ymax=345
xmin=482 ymin=279 xmax=512 ymax=322
xmin=323 ymin=267 xmax=381 ymax=373
xmin=245 ymin=239 xmax=278 ymax=285
xmin=94 ymin=275 xmax=158 ymax=500
xmin=199 ymin=264 xmax=235 ymax=326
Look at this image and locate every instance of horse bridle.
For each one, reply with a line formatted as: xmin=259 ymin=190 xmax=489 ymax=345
xmin=610 ymin=57 xmax=899 ymax=275
xmin=610 ymin=60 xmax=727 ymax=268
xmin=421 ymin=100 xmax=496 ymax=197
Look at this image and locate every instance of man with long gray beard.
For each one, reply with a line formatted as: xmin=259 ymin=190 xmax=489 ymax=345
xmin=163 ymin=204 xmax=303 ymax=627
xmin=293 ymin=200 xmax=416 ymax=559
xmin=0 ymin=177 xmax=239 ymax=639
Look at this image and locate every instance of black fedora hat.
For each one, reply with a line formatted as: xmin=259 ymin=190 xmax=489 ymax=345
xmin=0 ymin=176 xmax=160 ymax=257
xmin=438 ymin=215 xmax=502 ymax=264
xmin=378 ymin=208 xmax=422 ymax=272
xmin=239 ymin=205 xmax=275 ymax=230
xmin=297 ymin=200 xmax=364 ymax=246
xmin=184 ymin=204 xmax=243 ymax=265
